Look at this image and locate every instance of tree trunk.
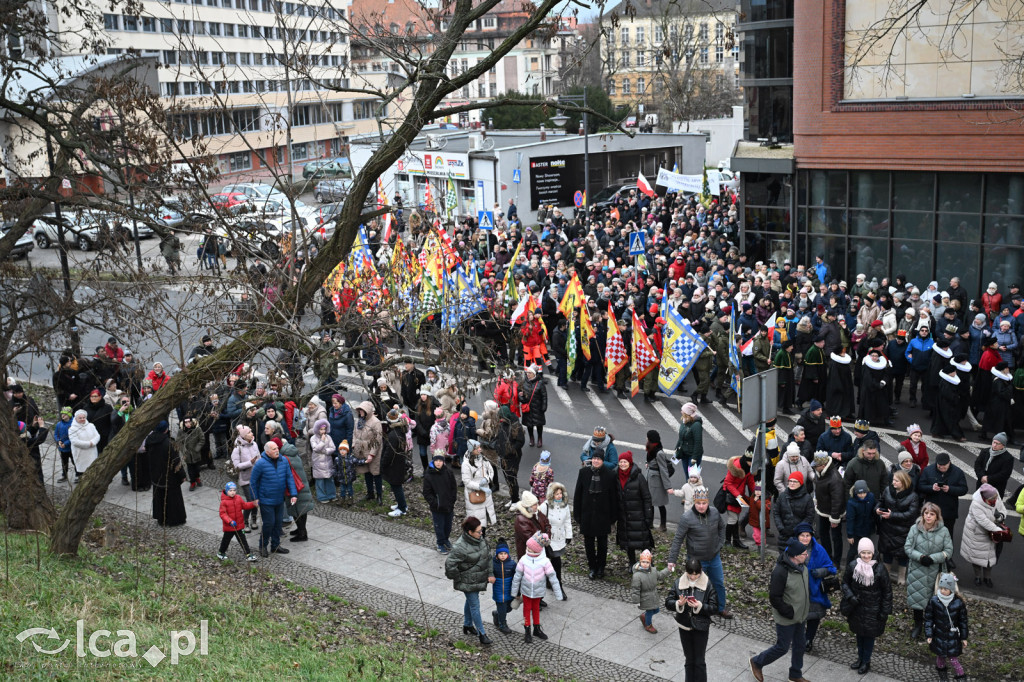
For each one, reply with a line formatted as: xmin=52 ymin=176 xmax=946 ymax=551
xmin=0 ymin=399 xmax=55 ymax=531
xmin=49 ymin=335 xmax=270 ymax=555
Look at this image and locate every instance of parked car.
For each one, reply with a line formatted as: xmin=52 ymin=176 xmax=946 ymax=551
xmin=590 ymin=183 xmax=637 ymax=212
xmin=221 ymin=183 xmax=288 ymax=203
xmin=314 ymin=179 xmax=350 ymax=203
xmin=302 ymin=159 xmax=351 ymax=179
xmin=1 ymin=222 xmax=34 ymax=259
xmin=31 ymin=209 xmax=148 ymax=251
xmin=210 ymin=192 xmax=249 ymax=211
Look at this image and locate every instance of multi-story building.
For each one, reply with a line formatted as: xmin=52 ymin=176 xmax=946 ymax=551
xmin=600 ymin=0 xmax=739 ymax=119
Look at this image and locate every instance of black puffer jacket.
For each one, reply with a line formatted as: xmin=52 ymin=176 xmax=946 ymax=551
xmin=842 ymin=561 xmax=893 ymax=638
xmin=422 ymin=462 xmax=458 ymax=514
xmin=813 ymin=459 xmax=846 ymax=523
xmin=774 ymin=486 xmax=816 ymax=543
xmin=519 ymin=377 xmax=548 ymax=427
xmin=665 ymin=574 xmax=719 ymax=632
xmin=616 ymin=466 xmax=654 ymax=550
xmin=925 ymin=593 xmax=969 ymax=657
xmin=877 ymin=485 xmax=920 ymax=560
xmin=573 ymin=465 xmax=619 ymax=536
xmin=381 ymin=422 xmax=409 ymax=486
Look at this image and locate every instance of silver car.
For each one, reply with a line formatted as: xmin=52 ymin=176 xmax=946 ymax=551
xmin=315 ymin=179 xmax=350 ymax=203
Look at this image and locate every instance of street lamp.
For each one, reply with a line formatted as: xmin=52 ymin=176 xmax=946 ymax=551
xmin=550 ymin=89 xmax=589 ymax=213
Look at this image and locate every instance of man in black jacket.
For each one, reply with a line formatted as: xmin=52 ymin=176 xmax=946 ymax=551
xmin=573 ymin=452 xmax=619 ymax=580
xmin=399 ymin=358 xmax=425 ymax=411
xmin=917 ymin=453 xmax=969 ymax=538
xmin=749 ymin=539 xmax=811 ymax=682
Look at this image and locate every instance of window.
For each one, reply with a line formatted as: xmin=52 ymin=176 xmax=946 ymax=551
xmin=198 ymin=51 xmax=209 ymax=65
xmin=123 ymin=15 xmax=138 ymax=31
xmin=489 ymin=82 xmax=496 ymax=96
xmin=103 ymin=14 xmax=119 ymax=30
xmin=164 ymin=82 xmax=179 ymax=97
xmin=636 ymin=50 xmax=644 ymax=66
xmin=483 ymin=17 xmax=495 ymax=28
xmin=637 ymin=77 xmax=645 ymax=93
xmin=654 ymin=26 xmax=663 ymax=43
xmin=620 ymin=27 xmax=629 ymax=45
xmin=142 ymin=17 xmax=155 ymax=32
xmin=240 ymin=52 xmax=250 ymax=65
xmin=178 ymin=19 xmax=191 ymax=35
xmin=178 ymin=50 xmax=193 ymax=65
xmin=700 ymin=47 xmax=708 ymax=63
xmin=211 ymin=51 xmax=223 ymax=65
xmin=194 ymin=21 xmax=206 ymax=35
xmin=353 ymin=100 xmax=378 ymax=119
xmin=208 ymin=22 xmax=221 ymax=35
xmin=636 ymin=27 xmax=644 ymax=44
xmin=183 ymin=82 xmax=198 ymax=95
xmin=608 ymin=80 xmax=616 ymax=96
xmin=162 ymin=50 xmax=176 ymax=65
xmin=716 ymin=23 xmax=724 ymax=40
xmin=716 ymin=45 xmax=724 ymax=62
xmin=237 ymin=24 xmax=248 ymax=37
xmin=290 ymin=143 xmax=308 ymax=161
xmin=621 ymin=51 xmax=630 ymax=67
xmin=670 ymin=24 xmax=678 ymax=42
xmin=622 ymin=79 xmax=631 ymax=95
xmin=699 ymin=23 xmax=708 ymax=41
xmin=478 ymin=83 xmax=485 ymax=97
xmin=160 ymin=19 xmax=174 ymax=33
xmin=224 ymin=24 xmax=234 ymax=36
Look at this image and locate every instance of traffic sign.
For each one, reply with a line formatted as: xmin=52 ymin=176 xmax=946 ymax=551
xmin=512 ymin=169 xmax=521 ymax=184
xmin=573 ymin=190 xmax=584 ymax=208
xmin=477 ymin=210 xmax=494 ymax=230
xmin=628 ymin=231 xmax=645 ymax=256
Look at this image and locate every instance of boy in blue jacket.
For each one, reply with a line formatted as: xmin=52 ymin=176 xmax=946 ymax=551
xmin=52 ymin=406 xmax=74 ymax=482
xmin=491 ymin=538 xmax=516 ymax=635
xmin=845 ymin=479 xmax=876 ymax=568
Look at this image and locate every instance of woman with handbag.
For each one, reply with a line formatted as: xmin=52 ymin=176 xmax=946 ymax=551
xmin=149 ymin=421 xmax=187 ymax=527
xmin=842 ymin=538 xmax=893 ymax=675
xmin=960 ymin=483 xmax=1007 ymax=587
xmin=520 ymin=365 xmax=548 ymax=448
xmin=461 ymin=440 xmax=496 ymax=528
xmin=793 ymin=522 xmax=837 ymax=653
xmin=904 ymin=502 xmax=953 ymax=640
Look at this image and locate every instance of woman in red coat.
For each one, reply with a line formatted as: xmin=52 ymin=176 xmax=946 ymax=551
xmin=522 ymin=313 xmax=548 ymax=367
xmin=722 ymin=456 xmax=755 ymax=550
xmin=981 ymin=283 xmax=1002 ymax=320
xmin=218 ymin=482 xmax=259 ymax=561
xmin=146 ymin=362 xmax=170 ymax=392
xmin=900 ymin=423 xmax=929 ymax=469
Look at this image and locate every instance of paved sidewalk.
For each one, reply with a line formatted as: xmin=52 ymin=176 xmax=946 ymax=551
xmin=42 ymin=444 xmax=913 ymax=682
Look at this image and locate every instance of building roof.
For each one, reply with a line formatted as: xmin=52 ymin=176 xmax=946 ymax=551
xmin=3 ymin=55 xmax=125 ymax=107
xmin=603 ymin=0 xmax=735 ymax=20
xmin=349 ymin=0 xmax=432 ymax=35
xmin=730 ymin=140 xmax=795 ymax=174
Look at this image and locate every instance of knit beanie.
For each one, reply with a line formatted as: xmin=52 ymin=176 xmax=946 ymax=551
xmin=937 ymin=572 xmax=958 ymax=593
xmin=520 ymin=490 xmax=539 ymax=508
xmin=785 ymin=539 xmax=809 ymax=557
xmin=785 ymin=442 xmax=801 ymax=459
xmin=337 ymin=439 xmax=350 ymax=452
xmin=898 ymin=451 xmax=913 ymax=464
xmin=788 ymin=471 xmax=805 ymax=486
xmin=539 ymin=450 xmax=551 ymax=464
xmin=495 ymin=538 xmax=510 ymax=556
xmin=852 ymin=480 xmax=869 ymax=495
xmin=979 ymin=483 xmax=998 ymax=500
xmin=858 ymin=537 xmax=875 ymax=554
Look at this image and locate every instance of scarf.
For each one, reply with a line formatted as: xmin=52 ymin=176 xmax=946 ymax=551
xmin=588 ymin=466 xmax=605 ymax=494
xmin=645 ymin=441 xmax=661 ymax=463
xmin=853 ymin=557 xmax=876 ymax=586
xmin=618 ymin=464 xmax=632 ymax=489
xmin=937 ymin=589 xmax=955 ymax=607
xmin=906 ymin=440 xmax=921 ymax=457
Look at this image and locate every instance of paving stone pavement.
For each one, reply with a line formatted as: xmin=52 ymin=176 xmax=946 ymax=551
xmin=40 ymin=457 xmax=945 ymax=682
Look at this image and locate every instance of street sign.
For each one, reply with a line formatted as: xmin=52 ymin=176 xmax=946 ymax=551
xmin=573 ymin=190 xmax=584 ymax=208
xmin=61 ymin=179 xmax=71 ymax=189
xmin=477 ymin=210 xmax=494 ymax=230
xmin=512 ymin=169 xmax=521 ymax=184
xmin=628 ymin=231 xmax=645 ymax=256
xmin=740 ymin=369 xmax=778 ymax=431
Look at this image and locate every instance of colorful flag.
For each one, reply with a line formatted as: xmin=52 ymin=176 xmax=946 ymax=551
xmin=502 ymin=240 xmax=522 ymax=310
xmin=558 ymin=271 xmax=585 ymax=318
xmin=632 ymin=309 xmax=659 ymax=383
xmin=566 ymin=310 xmax=577 ymax=378
xmin=637 ymin=171 xmax=656 ymax=198
xmin=445 ymin=173 xmax=458 ymax=215
xmin=658 ymin=308 xmax=707 ymax=395
xmin=377 ymin=177 xmax=393 ymax=243
xmin=424 ymin=179 xmax=435 ymax=213
xmin=729 ymin=309 xmax=742 ymax=402
xmin=579 ymin=301 xmax=594 ymax=361
xmin=605 ymin=302 xmax=628 ymax=389
xmin=510 ymin=290 xmax=537 ymax=325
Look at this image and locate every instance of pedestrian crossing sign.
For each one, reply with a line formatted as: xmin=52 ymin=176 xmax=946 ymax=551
xmin=629 ymin=231 xmax=645 ymax=256
xmin=512 ymin=169 xmax=521 ymax=184
xmin=477 ymin=210 xmax=494 ymax=230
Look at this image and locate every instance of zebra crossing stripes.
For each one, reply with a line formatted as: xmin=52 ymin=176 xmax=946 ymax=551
xmin=550 ymin=383 xmax=577 ymax=422
xmin=582 ymin=386 xmax=610 ymax=419
xmin=709 ymin=401 xmax=755 ymax=441
xmin=617 ymin=396 xmax=648 ymax=425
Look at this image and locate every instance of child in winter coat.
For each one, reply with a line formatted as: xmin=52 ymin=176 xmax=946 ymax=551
xmin=52 ymin=406 xmax=74 ymax=482
xmin=218 ymin=482 xmax=258 ymax=562
xmin=846 ymin=479 xmax=878 ymax=567
xmin=529 ymin=450 xmax=554 ymax=500
xmin=230 ymin=425 xmax=261 ymax=529
xmin=630 ymin=549 xmax=673 ymax=634
xmin=491 ymin=538 xmax=517 ymax=635
xmin=510 ymin=532 xmax=563 ymax=643
xmin=309 ymin=418 xmax=336 ymax=502
xmin=538 ymin=482 xmax=573 ymax=600
xmin=429 ymin=408 xmax=449 ymax=454
xmin=748 ymin=484 xmax=771 ymax=546
xmin=334 ymin=440 xmax=359 ymax=504
xmin=925 ymin=572 xmax=969 ymax=680
xmin=668 ymin=465 xmax=704 ymax=514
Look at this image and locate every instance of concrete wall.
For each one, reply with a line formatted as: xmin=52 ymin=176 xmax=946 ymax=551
xmin=674 ymin=105 xmax=743 ymax=168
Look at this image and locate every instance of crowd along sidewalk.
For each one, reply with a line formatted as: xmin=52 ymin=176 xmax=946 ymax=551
xmin=39 ymin=443 xmax=907 ymax=682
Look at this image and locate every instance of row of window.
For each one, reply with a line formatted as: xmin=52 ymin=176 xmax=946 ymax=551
xmin=155 ymin=49 xmax=347 ymax=68
xmin=161 ymin=77 xmax=349 ymax=96
xmin=102 ymin=14 xmax=345 ymax=44
xmin=168 ymin=99 xmax=383 ymax=139
xmin=608 ymin=21 xmax=728 ymax=46
xmin=608 ymin=72 xmax=737 ymax=96
xmin=163 ymin=0 xmax=344 ymax=19
xmin=614 ymin=44 xmax=738 ymax=67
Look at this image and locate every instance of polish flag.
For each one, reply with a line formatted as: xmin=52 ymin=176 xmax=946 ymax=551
xmin=637 ymin=171 xmax=656 ymax=198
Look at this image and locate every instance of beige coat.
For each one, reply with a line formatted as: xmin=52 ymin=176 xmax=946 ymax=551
xmin=960 ymin=490 xmax=1006 ymax=568
xmin=461 ymin=454 xmax=496 ymax=526
xmin=353 ymin=400 xmax=383 ymax=476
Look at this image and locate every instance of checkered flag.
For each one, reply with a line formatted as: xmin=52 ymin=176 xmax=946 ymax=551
xmin=445 ymin=174 xmax=458 ymax=213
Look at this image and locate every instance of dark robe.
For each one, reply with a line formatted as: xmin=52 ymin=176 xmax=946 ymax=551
xmin=83 ymin=399 xmax=113 ymax=453
xmin=858 ymin=358 xmax=891 ymax=425
xmin=931 ymin=375 xmax=965 ymax=440
xmin=825 ymin=353 xmax=855 ymax=419
xmin=982 ymin=372 xmax=1013 ymax=439
xmin=924 ymin=348 xmax=952 ymax=414
xmin=954 ymin=363 xmax=973 ymax=421
xmin=798 ymin=344 xmax=827 ymax=404
xmin=147 ymin=429 xmax=187 ymax=526
xmin=775 ymin=348 xmax=795 ymax=411
xmin=111 ymin=411 xmax=150 ymax=491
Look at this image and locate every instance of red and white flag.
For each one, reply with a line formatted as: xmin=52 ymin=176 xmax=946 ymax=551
xmin=637 ymin=171 xmax=656 ymax=198
xmin=605 ymin=302 xmax=628 ymax=389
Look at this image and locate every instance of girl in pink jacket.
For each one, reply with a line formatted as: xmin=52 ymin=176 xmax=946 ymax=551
xmin=510 ymin=532 xmax=562 ymax=643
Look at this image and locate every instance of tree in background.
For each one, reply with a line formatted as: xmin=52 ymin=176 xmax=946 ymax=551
xmin=485 ymin=91 xmax=551 ymax=129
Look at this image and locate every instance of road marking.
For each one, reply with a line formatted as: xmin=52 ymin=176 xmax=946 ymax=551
xmin=653 ymin=400 xmax=680 ymax=433
xmin=618 ymin=396 xmax=647 ymax=425
xmin=709 ymin=401 xmax=754 ymax=440
xmin=653 ymin=400 xmax=728 ymax=444
xmin=583 ymin=387 xmax=610 ymax=419
xmin=551 ymin=383 xmax=577 ymax=421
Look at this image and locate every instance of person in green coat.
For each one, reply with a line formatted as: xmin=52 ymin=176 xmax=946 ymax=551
xmin=903 ymin=502 xmax=954 ymax=640
xmin=774 ymin=340 xmax=795 ymax=415
xmin=280 ymin=439 xmax=313 ymax=542
xmin=691 ymin=324 xmax=714 ymax=404
xmin=444 ymin=516 xmax=495 ymax=647
xmin=631 ymin=549 xmax=673 ymax=634
xmin=675 ymin=403 xmax=705 ymax=475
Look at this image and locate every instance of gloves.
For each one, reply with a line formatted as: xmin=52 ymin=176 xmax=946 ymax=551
xmin=919 ymin=555 xmax=933 ymax=566
xmin=812 ymin=567 xmax=830 ymax=578
xmin=565 ymin=538 xmax=572 ymax=546
xmin=230 ymin=520 xmax=237 ymax=528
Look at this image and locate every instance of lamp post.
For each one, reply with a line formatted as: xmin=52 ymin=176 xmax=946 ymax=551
xmin=550 ymin=88 xmax=589 ymax=215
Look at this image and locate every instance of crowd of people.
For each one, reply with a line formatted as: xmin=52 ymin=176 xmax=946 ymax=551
xmin=11 ymin=181 xmax=1024 ymax=681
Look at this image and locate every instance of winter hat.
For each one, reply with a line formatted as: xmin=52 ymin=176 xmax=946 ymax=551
xmin=313 ymin=418 xmax=330 ymax=433
xmin=224 ymin=482 xmax=237 ymax=493
xmin=935 ymin=452 xmax=950 ymax=466
xmin=808 ymin=399 xmax=822 ymax=412
xmin=993 ymin=432 xmax=1008 ymax=446
xmin=785 ymin=538 xmax=809 ymax=557
xmin=639 ymin=549 xmax=653 ymax=563
xmin=433 ymin=407 xmax=444 ymax=418
xmin=419 ymin=385 xmax=433 ymax=397
xmin=937 ymin=572 xmax=958 ymax=593
xmin=520 ymin=490 xmax=539 ymax=508
xmin=466 ymin=439 xmax=481 ymax=453
xmin=593 ymin=425 xmax=607 ymax=438
xmin=793 ymin=522 xmax=815 ymax=537
xmin=539 ymin=450 xmax=551 ymax=464
xmin=647 ymin=429 xmax=662 ymax=446
xmin=243 ymin=402 xmax=255 ymax=410
xmin=858 ymin=537 xmax=875 ymax=554
xmin=692 ymin=486 xmax=710 ymax=502
xmin=331 ymin=393 xmax=344 ymax=404
xmin=337 ymin=439 xmax=350 ymax=452
xmin=681 ymin=402 xmax=698 ymax=417
xmin=788 ymin=471 xmax=805 ymax=486
xmin=907 ymin=423 xmax=922 ymax=436
xmin=60 ymin=406 xmax=73 ymax=417
xmin=812 ymin=451 xmax=831 ymax=468
xmin=979 ymin=483 xmax=998 ymax=500
xmin=386 ymin=408 xmax=402 ymax=426
xmin=495 ymin=538 xmax=510 ymax=556
xmin=526 ymin=532 xmax=549 ymax=556
xmin=270 ymin=437 xmax=283 ymax=450
xmin=687 ymin=464 xmax=702 ymax=479
xmin=898 ymin=451 xmax=913 ymax=465
xmin=785 ymin=442 xmax=801 ymax=459
xmin=236 ymin=425 xmax=252 ymax=439
xmin=828 ymin=416 xmax=843 ymax=428
xmin=852 ymin=480 xmax=869 ymax=495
